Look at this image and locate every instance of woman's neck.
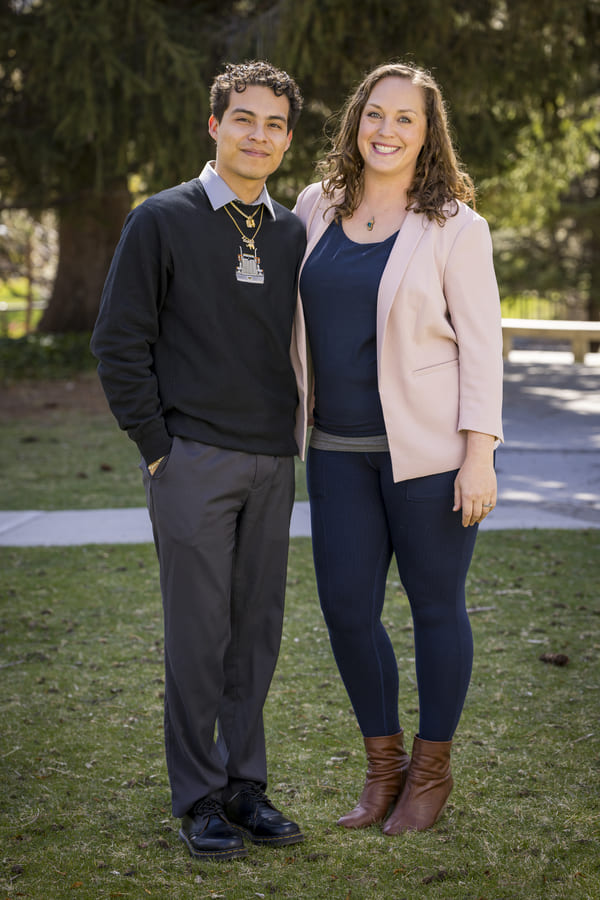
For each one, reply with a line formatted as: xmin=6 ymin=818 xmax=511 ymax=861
xmin=341 ymin=175 xmax=410 ymax=242
xmin=360 ymin=172 xmax=410 ymax=213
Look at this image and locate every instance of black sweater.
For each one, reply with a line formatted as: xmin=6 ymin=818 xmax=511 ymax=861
xmin=91 ymin=179 xmax=306 ymax=463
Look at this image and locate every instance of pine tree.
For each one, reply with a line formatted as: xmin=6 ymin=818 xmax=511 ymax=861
xmin=2 ymin=0 xmax=598 ymax=329
xmin=262 ymin=0 xmax=600 ymax=318
xmin=0 ymin=0 xmax=225 ymax=331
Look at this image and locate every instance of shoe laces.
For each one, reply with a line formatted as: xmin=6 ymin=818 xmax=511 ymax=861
xmin=191 ymin=797 xmax=223 ymax=817
xmin=239 ymin=784 xmax=270 ymax=804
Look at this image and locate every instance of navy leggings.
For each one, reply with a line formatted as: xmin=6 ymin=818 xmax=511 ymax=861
xmin=307 ymin=448 xmax=478 ymax=742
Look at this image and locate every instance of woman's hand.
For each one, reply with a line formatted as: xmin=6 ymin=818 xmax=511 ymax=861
xmin=453 ymin=431 xmax=497 ymax=527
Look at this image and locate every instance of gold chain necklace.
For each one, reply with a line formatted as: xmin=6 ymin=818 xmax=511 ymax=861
xmin=224 ymin=202 xmax=264 ymax=249
xmin=228 ymin=200 xmax=259 ymax=228
xmin=223 ymin=202 xmax=266 ymax=284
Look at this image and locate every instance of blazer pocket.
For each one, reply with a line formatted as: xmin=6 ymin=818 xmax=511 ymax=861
xmin=413 ymin=357 xmax=458 ymax=377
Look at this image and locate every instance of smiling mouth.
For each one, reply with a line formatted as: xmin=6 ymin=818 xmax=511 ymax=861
xmin=372 ymin=143 xmax=399 ymax=154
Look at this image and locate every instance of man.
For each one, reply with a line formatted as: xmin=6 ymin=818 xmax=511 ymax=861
xmin=91 ymin=61 xmax=308 ymax=862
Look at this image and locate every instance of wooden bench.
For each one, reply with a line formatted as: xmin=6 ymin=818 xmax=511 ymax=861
xmin=502 ymin=318 xmax=600 ymax=362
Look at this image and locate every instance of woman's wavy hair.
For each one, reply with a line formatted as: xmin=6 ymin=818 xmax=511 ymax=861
xmin=319 ymin=62 xmax=475 ymax=224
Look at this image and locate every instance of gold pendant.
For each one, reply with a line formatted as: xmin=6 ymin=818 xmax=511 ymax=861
xmin=242 ymin=236 xmax=255 ymax=250
xmin=245 ymin=216 xmax=256 ymax=228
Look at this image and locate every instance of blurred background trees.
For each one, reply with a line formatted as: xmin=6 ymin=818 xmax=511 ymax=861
xmin=1 ymin=0 xmax=598 ymax=333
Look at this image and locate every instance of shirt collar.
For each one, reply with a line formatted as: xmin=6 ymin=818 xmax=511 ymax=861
xmin=199 ymin=162 xmax=276 ymax=220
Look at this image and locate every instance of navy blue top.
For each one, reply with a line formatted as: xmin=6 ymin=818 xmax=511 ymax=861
xmin=300 ymin=221 xmax=397 ymax=436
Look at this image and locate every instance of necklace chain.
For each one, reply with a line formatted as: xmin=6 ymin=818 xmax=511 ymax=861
xmin=224 ymin=202 xmax=264 ymax=249
xmin=229 ymin=200 xmax=258 ymax=228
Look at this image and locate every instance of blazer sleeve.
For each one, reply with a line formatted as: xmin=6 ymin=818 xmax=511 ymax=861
xmin=443 ymin=213 xmax=504 ymax=443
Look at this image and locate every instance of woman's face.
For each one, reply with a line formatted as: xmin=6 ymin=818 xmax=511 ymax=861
xmin=356 ymin=76 xmax=427 ymax=183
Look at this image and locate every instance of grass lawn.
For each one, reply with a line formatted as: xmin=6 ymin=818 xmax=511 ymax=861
xmin=0 ymin=375 xmax=309 ymax=507
xmin=1 ymin=532 xmax=599 ymax=899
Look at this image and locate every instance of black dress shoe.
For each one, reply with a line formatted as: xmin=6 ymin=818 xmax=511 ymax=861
xmin=225 ymin=784 xmax=304 ymax=846
xmin=179 ymin=797 xmax=247 ymax=861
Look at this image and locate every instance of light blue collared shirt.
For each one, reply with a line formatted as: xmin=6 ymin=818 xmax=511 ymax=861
xmin=198 ymin=162 xmax=276 ymax=220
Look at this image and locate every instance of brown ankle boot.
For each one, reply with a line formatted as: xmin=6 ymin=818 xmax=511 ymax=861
xmin=383 ymin=735 xmax=453 ymax=834
xmin=337 ymin=731 xmax=411 ymax=829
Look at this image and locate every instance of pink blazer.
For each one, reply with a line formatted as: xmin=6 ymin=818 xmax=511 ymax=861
xmin=293 ymin=182 xmax=504 ymax=482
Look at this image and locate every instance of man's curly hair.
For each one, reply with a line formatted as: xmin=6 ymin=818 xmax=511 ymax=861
xmin=210 ymin=60 xmax=303 ymax=131
xmin=319 ymin=62 xmax=475 ymax=225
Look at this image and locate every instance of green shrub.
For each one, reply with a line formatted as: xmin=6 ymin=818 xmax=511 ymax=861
xmin=0 ymin=333 xmax=96 ymax=382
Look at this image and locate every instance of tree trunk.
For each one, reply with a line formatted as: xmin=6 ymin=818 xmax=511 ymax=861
xmin=38 ymin=177 xmax=131 ymax=333
xmin=585 ymin=164 xmax=599 ymax=352
xmin=25 ymin=229 xmax=34 ymax=334
xmin=586 ymin=203 xmax=600 ymax=324
xmin=587 ymin=229 xmax=600 ymax=322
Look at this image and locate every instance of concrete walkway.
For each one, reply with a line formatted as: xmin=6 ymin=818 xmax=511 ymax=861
xmin=1 ymin=350 xmax=599 ymax=546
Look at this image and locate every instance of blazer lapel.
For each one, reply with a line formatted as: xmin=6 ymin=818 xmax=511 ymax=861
xmin=376 ymin=211 xmax=431 ymax=362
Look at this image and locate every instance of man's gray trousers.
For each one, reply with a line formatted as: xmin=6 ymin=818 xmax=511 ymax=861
xmin=143 ymin=437 xmax=294 ymax=817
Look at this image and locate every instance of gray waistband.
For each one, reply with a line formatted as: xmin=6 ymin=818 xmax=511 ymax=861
xmin=309 ymin=427 xmax=389 ymax=453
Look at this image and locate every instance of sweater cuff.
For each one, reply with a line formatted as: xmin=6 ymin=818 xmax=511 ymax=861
xmin=130 ymin=419 xmax=173 ymax=465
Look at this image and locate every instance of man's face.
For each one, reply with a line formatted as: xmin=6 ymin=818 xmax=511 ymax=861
xmin=208 ymin=85 xmax=293 ymax=198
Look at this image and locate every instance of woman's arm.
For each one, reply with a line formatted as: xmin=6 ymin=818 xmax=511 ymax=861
xmin=444 ymin=211 xmax=504 ymax=444
xmin=453 ymin=430 xmax=497 ymax=527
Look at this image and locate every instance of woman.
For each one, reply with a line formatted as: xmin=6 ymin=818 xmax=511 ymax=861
xmin=294 ymin=63 xmax=503 ymax=834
